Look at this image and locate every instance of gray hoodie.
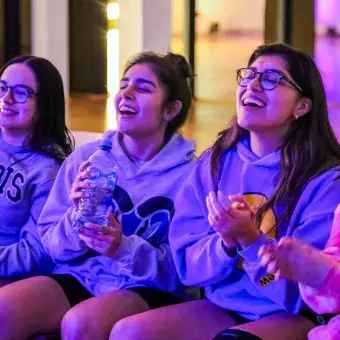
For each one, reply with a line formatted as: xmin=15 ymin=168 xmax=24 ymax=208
xmin=38 ymin=130 xmax=196 ymax=296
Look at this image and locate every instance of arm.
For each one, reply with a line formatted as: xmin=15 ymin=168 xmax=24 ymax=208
xmin=0 ymin=179 xmax=55 ymax=277
xmin=37 ymin=150 xmax=92 ymax=263
xmin=110 ymin=233 xmax=182 ymax=292
xmin=300 ymin=208 xmax=340 ymax=314
xmin=300 ymin=258 xmax=340 ymax=314
xmin=170 ymin=157 xmax=241 ymax=287
xmin=240 ymin=170 xmax=340 ymax=313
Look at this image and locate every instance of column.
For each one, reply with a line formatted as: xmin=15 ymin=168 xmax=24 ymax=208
xmin=30 ymin=0 xmax=69 ymax=96
xmin=118 ymin=0 xmax=172 ymax=76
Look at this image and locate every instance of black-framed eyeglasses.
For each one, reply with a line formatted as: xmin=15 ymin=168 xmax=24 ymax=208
xmin=236 ymin=67 xmax=303 ymax=93
xmin=0 ymin=80 xmax=37 ymax=103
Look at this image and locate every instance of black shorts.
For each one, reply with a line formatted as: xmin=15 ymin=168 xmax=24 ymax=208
xmin=51 ymin=274 xmax=186 ymax=309
xmin=300 ymin=311 xmax=336 ymax=326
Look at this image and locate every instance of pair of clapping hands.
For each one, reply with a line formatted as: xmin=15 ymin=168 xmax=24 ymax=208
xmin=206 ymin=191 xmax=260 ymax=249
xmin=70 ymin=160 xmax=122 ymax=258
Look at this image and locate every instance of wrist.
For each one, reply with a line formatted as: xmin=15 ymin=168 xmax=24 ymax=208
xmin=237 ymin=229 xmax=261 ymax=249
xmin=221 ymin=239 xmax=238 ymax=257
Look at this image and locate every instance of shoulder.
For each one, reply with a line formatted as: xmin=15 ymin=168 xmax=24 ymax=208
xmin=297 ymin=166 xmax=340 ymax=215
xmin=306 ymin=166 xmax=340 ymax=192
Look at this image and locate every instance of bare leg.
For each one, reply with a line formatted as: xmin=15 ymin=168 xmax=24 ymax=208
xmin=232 ymin=312 xmax=315 ymax=340
xmin=110 ymin=299 xmax=238 ymax=340
xmin=0 ymin=276 xmax=70 ymax=340
xmin=61 ymin=290 xmax=150 ymax=340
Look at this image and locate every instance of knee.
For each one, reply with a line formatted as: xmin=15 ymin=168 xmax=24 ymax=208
xmin=61 ymin=306 xmax=90 ymax=339
xmin=110 ymin=316 xmax=145 ymax=340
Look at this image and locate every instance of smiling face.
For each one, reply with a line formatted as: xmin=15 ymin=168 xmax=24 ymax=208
xmin=0 ymin=63 xmax=37 ymax=137
xmin=114 ymin=63 xmax=169 ymax=139
xmin=236 ymin=55 xmax=302 ymax=135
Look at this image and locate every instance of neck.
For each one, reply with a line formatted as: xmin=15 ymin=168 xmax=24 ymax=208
xmin=250 ymin=131 xmax=283 ymax=158
xmin=120 ymin=132 xmax=167 ymax=161
xmin=0 ymin=129 xmax=28 ymax=147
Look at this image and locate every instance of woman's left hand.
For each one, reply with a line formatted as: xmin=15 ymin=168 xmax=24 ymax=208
xmin=77 ymin=207 xmax=123 ymax=258
xmin=207 ymin=191 xmax=260 ymax=248
xmin=228 ymin=193 xmax=260 ymax=248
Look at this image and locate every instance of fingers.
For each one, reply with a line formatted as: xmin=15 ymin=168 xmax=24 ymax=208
xmin=217 ymin=191 xmax=231 ymax=211
xmin=229 ymin=194 xmax=252 ymax=211
xmin=79 ymin=160 xmax=90 ymax=172
xmin=258 ymin=244 xmax=273 ymax=258
xmin=208 ymin=213 xmax=217 ymax=228
xmin=207 ymin=192 xmax=224 ymax=216
xmin=107 ymin=207 xmax=121 ymax=229
xmin=229 ymin=193 xmax=245 ymax=204
xmin=81 ymin=222 xmax=119 ymax=237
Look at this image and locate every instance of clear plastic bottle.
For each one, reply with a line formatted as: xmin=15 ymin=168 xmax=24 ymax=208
xmin=73 ymin=139 xmax=118 ymax=228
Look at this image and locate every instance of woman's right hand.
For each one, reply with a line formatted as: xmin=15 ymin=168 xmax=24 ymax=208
xmin=70 ymin=160 xmax=94 ymax=207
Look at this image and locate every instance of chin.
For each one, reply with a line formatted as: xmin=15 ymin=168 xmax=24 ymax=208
xmin=237 ymin=119 xmax=264 ymax=132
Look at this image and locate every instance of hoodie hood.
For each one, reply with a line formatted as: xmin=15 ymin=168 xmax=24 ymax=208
xmin=104 ymin=130 xmax=196 ymax=178
xmin=236 ymin=137 xmax=281 ymax=169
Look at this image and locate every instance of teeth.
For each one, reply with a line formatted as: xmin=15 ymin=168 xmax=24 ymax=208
xmin=243 ymin=97 xmax=265 ymax=108
xmin=0 ymin=108 xmax=17 ymax=114
xmin=119 ymin=105 xmax=137 ymax=114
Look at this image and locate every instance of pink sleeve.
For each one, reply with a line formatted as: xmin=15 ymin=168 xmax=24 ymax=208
xmin=300 ymin=260 xmax=340 ymax=314
xmin=300 ymin=205 xmax=340 ymax=314
xmin=326 ymin=204 xmax=340 ymax=248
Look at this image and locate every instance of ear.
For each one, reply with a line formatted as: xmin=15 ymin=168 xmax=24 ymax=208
xmin=164 ymin=100 xmax=182 ymax=122
xmin=294 ymin=97 xmax=312 ymax=119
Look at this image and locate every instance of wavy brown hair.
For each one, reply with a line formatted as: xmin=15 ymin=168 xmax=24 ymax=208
xmin=210 ymin=43 xmax=340 ymax=227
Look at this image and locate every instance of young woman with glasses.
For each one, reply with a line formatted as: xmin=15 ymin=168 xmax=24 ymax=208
xmin=0 ymin=56 xmax=74 ymax=282
xmin=108 ymin=43 xmax=340 ymax=340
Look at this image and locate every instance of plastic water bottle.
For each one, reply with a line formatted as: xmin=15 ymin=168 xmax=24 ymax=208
xmin=73 ymin=139 xmax=118 ymax=228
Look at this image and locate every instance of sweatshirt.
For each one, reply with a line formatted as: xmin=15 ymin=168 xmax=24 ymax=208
xmin=38 ymin=130 xmax=196 ymax=296
xmin=0 ymin=134 xmax=58 ymax=277
xmin=170 ymin=137 xmax=340 ymax=320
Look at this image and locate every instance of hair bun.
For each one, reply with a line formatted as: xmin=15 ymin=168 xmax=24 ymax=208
xmin=165 ymin=53 xmax=194 ymax=80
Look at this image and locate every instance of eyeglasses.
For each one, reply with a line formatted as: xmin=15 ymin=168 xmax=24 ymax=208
xmin=0 ymin=80 xmax=37 ymax=103
xmin=236 ymin=67 xmax=303 ymax=92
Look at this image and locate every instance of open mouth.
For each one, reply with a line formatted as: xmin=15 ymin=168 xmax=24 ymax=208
xmin=119 ymin=105 xmax=138 ymax=115
xmin=242 ymin=97 xmax=266 ymax=108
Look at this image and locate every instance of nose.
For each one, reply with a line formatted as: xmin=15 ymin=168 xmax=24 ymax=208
xmin=247 ymin=74 xmax=263 ymax=92
xmin=121 ymin=85 xmax=135 ymax=99
xmin=0 ymin=87 xmax=14 ymax=104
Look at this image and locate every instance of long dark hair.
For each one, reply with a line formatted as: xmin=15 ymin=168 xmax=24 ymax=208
xmin=123 ymin=52 xmax=194 ymax=137
xmin=210 ymin=43 xmax=340 ymax=227
xmin=0 ymin=55 xmax=74 ymax=162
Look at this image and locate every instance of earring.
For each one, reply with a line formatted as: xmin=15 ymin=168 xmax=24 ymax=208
xmin=294 ymin=114 xmax=299 ymax=120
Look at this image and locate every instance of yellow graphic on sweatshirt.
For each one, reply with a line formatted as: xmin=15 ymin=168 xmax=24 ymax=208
xmin=243 ymin=193 xmax=276 ymax=238
xmin=237 ymin=193 xmax=277 ymax=271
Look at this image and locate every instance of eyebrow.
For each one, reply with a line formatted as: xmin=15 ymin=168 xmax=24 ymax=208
xmin=251 ymin=67 xmax=288 ymax=76
xmin=0 ymin=80 xmax=36 ymax=91
xmin=120 ymin=77 xmax=156 ymax=88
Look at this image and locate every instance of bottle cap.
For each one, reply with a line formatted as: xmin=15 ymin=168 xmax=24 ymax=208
xmin=100 ymin=139 xmax=112 ymax=150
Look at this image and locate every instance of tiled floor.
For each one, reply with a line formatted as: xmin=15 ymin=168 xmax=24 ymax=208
xmin=69 ymin=34 xmax=340 ymax=154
